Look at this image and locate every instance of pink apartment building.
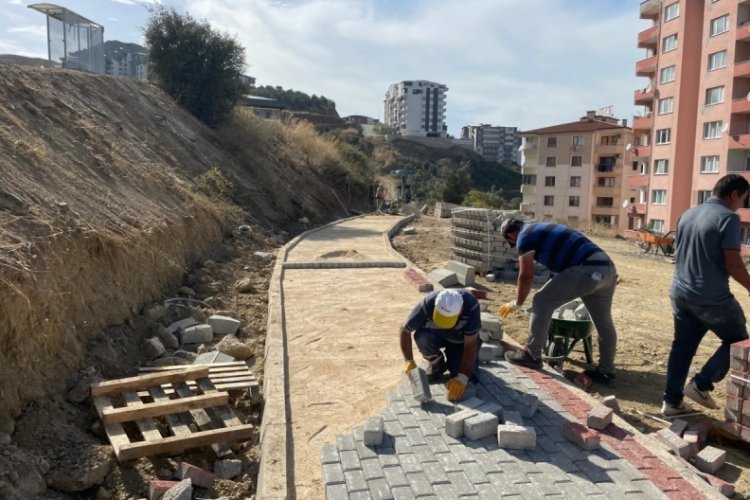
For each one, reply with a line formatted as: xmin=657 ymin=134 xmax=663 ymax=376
xmin=635 ymin=0 xmax=750 ymax=251
xmin=520 ymin=112 xmax=633 ymax=232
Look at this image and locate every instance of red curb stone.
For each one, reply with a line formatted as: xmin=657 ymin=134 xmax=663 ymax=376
xmin=562 ymin=422 xmax=600 ymax=450
xmin=149 ymin=480 xmax=180 ymax=500
xmin=177 ymin=462 xmax=215 ymax=488
xmin=465 ymin=286 xmax=487 ymax=300
xmin=403 ymin=269 xmax=433 ymax=293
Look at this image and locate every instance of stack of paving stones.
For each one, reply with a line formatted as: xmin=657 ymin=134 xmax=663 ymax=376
xmin=726 ymin=339 xmax=750 ymax=443
xmin=321 ymin=360 xmax=667 ymax=499
xmin=450 ymin=208 xmax=518 ymax=274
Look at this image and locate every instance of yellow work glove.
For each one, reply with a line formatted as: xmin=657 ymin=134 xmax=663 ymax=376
xmin=446 ymin=373 xmax=469 ymax=401
xmin=404 ymin=360 xmax=417 ymax=374
xmin=498 ymin=300 xmax=519 ymax=318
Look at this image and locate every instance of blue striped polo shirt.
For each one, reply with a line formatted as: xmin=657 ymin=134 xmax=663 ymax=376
xmin=516 ymin=223 xmax=603 ymax=273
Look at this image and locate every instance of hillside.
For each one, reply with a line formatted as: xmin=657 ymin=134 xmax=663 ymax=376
xmin=0 ymin=54 xmax=49 ymax=67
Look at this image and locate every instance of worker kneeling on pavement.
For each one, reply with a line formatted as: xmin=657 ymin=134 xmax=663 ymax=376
xmin=400 ymin=289 xmax=481 ymax=401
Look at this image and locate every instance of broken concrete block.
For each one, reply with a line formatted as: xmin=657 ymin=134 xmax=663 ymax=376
xmin=180 ymin=324 xmax=213 ymax=344
xmin=214 ymin=459 xmax=242 ymax=479
xmin=177 ymin=462 xmax=214 ymax=488
xmin=694 ymin=446 xmax=726 ymax=475
xmin=142 ymin=337 xmax=166 ymax=360
xmin=162 ymin=478 xmax=192 ymax=500
xmin=445 ymin=409 xmax=478 ymax=438
xmin=563 ymin=422 xmax=600 ymax=450
xmin=497 ymin=424 xmax=536 ymax=450
xmin=364 ymin=417 xmax=384 ymax=446
xmin=166 ymin=317 xmax=199 ymax=335
xmin=655 ymin=429 xmax=691 ymax=459
xmin=669 ymin=419 xmax=688 ymax=437
xmin=427 ymin=268 xmax=459 ymax=287
xmin=213 ymin=335 xmax=252 ymax=360
xmin=193 ymin=351 xmax=235 ymax=364
xmin=478 ymin=343 xmax=504 ymax=361
xmin=465 ymin=412 xmax=499 ymax=440
xmin=446 ymin=261 xmax=476 ymax=286
xmin=207 ymin=315 xmax=241 ymax=335
xmin=586 ymin=405 xmax=613 ymax=430
xmin=408 ymin=368 xmax=432 ymax=402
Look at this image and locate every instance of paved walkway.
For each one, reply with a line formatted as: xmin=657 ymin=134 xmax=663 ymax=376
xmin=258 ymin=215 xmax=723 ymax=500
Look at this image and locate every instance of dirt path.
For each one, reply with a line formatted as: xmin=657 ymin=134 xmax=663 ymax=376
xmin=392 ymin=215 xmax=750 ymax=498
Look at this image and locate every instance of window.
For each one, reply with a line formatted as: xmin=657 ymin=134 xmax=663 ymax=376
xmin=710 ymin=15 xmax=729 ymax=36
xmin=651 ymin=219 xmax=665 ymax=233
xmin=708 ymin=50 xmax=727 ymax=71
xmin=697 ymin=190 xmax=712 ymax=204
xmin=660 ymin=65 xmax=676 ymax=84
xmin=662 ymin=34 xmax=678 ymax=53
xmin=654 ymin=159 xmax=669 ymax=175
xmin=545 ymin=156 xmax=556 ymax=167
xmin=596 ymin=197 xmax=614 ymax=207
xmin=569 ymin=196 xmax=580 ymax=207
xmin=598 ymin=177 xmax=615 ymax=187
xmin=658 ymin=97 xmax=673 ymax=115
xmin=545 ymin=176 xmax=556 ymax=187
xmin=546 ymin=137 xmax=557 ymax=147
xmin=570 ymin=176 xmax=581 ymax=187
xmin=705 ymin=86 xmax=725 ymax=105
xmin=652 ymin=189 xmax=667 ymax=204
xmin=601 ymin=135 xmax=621 ymax=145
xmin=522 ymin=174 xmax=536 ymax=185
xmin=571 ymin=135 xmax=584 ymax=148
xmin=544 ymin=195 xmax=554 ymax=206
xmin=656 ymin=128 xmax=671 ymax=144
xmin=664 ymin=2 xmax=679 ymax=21
xmin=703 ymin=121 xmax=722 ymax=139
xmin=571 ymin=155 xmax=582 ymax=166
xmin=700 ymin=155 xmax=720 ymax=173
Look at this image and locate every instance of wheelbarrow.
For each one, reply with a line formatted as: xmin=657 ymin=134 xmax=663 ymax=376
xmin=543 ymin=317 xmax=594 ymax=370
xmin=635 ymin=228 xmax=675 ymax=256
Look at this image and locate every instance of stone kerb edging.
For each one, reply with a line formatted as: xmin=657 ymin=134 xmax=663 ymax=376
xmin=282 ymin=261 xmax=406 ymax=269
xmin=257 ymin=213 xmax=410 ymax=499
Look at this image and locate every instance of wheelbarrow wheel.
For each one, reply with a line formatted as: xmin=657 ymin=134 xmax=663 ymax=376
xmin=545 ymin=337 xmax=566 ymax=370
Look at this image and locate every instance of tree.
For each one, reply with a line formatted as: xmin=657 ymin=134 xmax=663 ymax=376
xmin=144 ymin=7 xmax=246 ymax=127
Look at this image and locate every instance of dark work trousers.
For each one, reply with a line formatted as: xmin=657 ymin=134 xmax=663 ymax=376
xmin=413 ymin=329 xmax=481 ymax=380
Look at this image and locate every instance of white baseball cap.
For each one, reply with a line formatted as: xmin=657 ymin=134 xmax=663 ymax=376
xmin=433 ymin=289 xmax=463 ymax=329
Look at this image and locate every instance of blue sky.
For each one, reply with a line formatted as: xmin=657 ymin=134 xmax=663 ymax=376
xmin=1 ymin=0 xmax=649 ymax=135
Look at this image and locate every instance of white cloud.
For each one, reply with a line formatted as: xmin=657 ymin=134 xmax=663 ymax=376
xmin=183 ymin=0 xmax=643 ymax=133
xmin=7 ymin=0 xmax=24 ymax=5
xmin=8 ymin=25 xmax=46 ymax=37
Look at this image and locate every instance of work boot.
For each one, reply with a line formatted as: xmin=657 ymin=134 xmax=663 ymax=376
xmin=584 ymin=367 xmax=616 ymax=388
xmin=425 ymin=357 xmax=447 ymax=382
xmin=504 ymin=349 xmax=543 ymax=369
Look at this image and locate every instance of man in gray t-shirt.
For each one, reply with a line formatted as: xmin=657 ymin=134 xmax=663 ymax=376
xmin=663 ymin=174 xmax=750 ymax=416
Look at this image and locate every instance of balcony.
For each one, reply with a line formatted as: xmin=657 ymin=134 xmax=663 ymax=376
xmin=634 ymin=87 xmax=655 ymax=105
xmin=640 ymin=0 xmax=660 ymax=20
xmin=630 ymin=203 xmax=647 ymax=215
xmin=729 ymin=134 xmax=750 ymax=148
xmin=520 ymin=184 xmax=536 ymax=195
xmin=631 ymin=145 xmax=652 ymax=158
xmin=632 ymin=115 xmax=652 ymax=131
xmin=628 ymin=174 xmax=649 ymax=187
xmin=636 ymin=55 xmax=658 ymax=76
xmin=596 ymin=164 xmax=621 ymax=173
xmin=520 ymin=203 xmax=535 ymax=214
xmin=638 ymin=25 xmax=659 ymax=49
xmin=732 ymin=97 xmax=750 ymax=114
xmin=735 ymin=58 xmax=750 ymax=78
xmin=738 ymin=22 xmax=750 ymax=42
xmin=593 ymin=187 xmax=620 ymax=197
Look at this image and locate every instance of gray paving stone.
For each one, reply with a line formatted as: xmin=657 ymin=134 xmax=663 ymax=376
xmin=399 ymin=414 xmax=420 ymax=429
xmin=326 ymin=483 xmax=349 ymax=500
xmin=546 ymin=453 xmax=580 ymax=473
xmin=388 ymin=391 xmax=406 ymax=403
xmin=352 ymin=425 xmax=365 ymax=442
xmin=462 ymin=461 xmax=490 ymax=485
xmin=431 ymin=483 xmax=459 ymax=499
xmin=322 ymin=462 xmax=345 ymax=485
xmin=340 ymin=450 xmax=361 ymax=471
xmin=391 ymin=486 xmax=416 ymax=500
xmin=446 ymin=471 xmax=477 ymax=496
xmin=381 ymin=408 xmax=398 ymax=421
xmin=320 ymin=444 xmax=340 ymax=465
xmin=420 ymin=420 xmax=441 ymax=437
xmin=399 ymin=454 xmax=422 ymax=474
xmin=413 ymin=443 xmax=440 ymax=463
xmin=475 ymin=453 xmax=501 ymax=474
xmin=361 ymin=457 xmax=385 ymax=480
xmin=384 ymin=465 xmax=409 ymax=488
xmin=337 ymin=434 xmax=356 ymax=451
xmin=422 ymin=461 xmax=451 ymax=485
xmin=406 ymin=471 xmax=435 ymax=498
xmin=368 ymin=477 xmax=395 ymax=500
xmin=406 ymin=427 xmax=428 ymax=446
xmin=348 ymin=491 xmax=373 ymax=500
xmin=436 ymin=452 xmax=463 ymax=473
xmin=526 ymin=470 xmax=563 ymax=495
xmin=379 ymin=452 xmax=401 ymax=469
xmin=384 ymin=419 xmax=406 ymax=437
xmin=345 ymin=469 xmax=369 ymax=493
xmin=392 ymin=401 xmax=411 ymax=415
xmin=449 ymin=444 xmax=478 ymax=464
xmin=356 ymin=440 xmax=379 ymax=460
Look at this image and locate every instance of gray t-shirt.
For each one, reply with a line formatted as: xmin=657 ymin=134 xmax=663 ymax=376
xmin=670 ymin=197 xmax=741 ymax=305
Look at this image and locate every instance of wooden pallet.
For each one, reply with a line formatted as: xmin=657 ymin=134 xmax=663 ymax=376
xmin=137 ymin=361 xmax=260 ymax=402
xmin=91 ymin=366 xmax=254 ymax=461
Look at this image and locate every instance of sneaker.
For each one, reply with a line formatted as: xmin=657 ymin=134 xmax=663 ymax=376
xmin=425 ymin=357 xmax=447 ymax=382
xmin=684 ymin=379 xmax=718 ymax=409
xmin=504 ymin=349 xmax=543 ymax=369
xmin=584 ymin=368 xmax=616 ymax=388
xmin=661 ymin=400 xmax=693 ymax=417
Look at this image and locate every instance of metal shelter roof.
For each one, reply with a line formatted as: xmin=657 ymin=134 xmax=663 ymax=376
xmin=28 ymin=3 xmax=103 ymax=29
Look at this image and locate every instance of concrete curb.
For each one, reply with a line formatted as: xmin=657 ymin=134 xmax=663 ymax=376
xmin=257 ymin=213 xmax=411 ymax=499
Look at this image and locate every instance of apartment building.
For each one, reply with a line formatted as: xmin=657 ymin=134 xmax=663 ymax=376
xmin=633 ymin=0 xmax=750 ymax=245
xmin=460 ymin=124 xmax=522 ymax=163
xmin=383 ymin=81 xmax=448 ymax=137
xmin=519 ymin=112 xmax=633 ymax=231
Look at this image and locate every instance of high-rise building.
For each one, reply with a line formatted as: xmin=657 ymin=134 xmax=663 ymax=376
xmin=384 ymin=81 xmax=448 ymax=137
xmin=461 ymin=124 xmax=522 ymax=163
xmin=632 ymin=0 xmax=750 ymax=244
xmin=520 ymin=112 xmax=633 ymax=231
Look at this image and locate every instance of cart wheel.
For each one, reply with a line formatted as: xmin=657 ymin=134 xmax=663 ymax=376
xmin=546 ymin=338 xmax=565 ymax=370
xmin=638 ymin=241 xmax=651 ymax=253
